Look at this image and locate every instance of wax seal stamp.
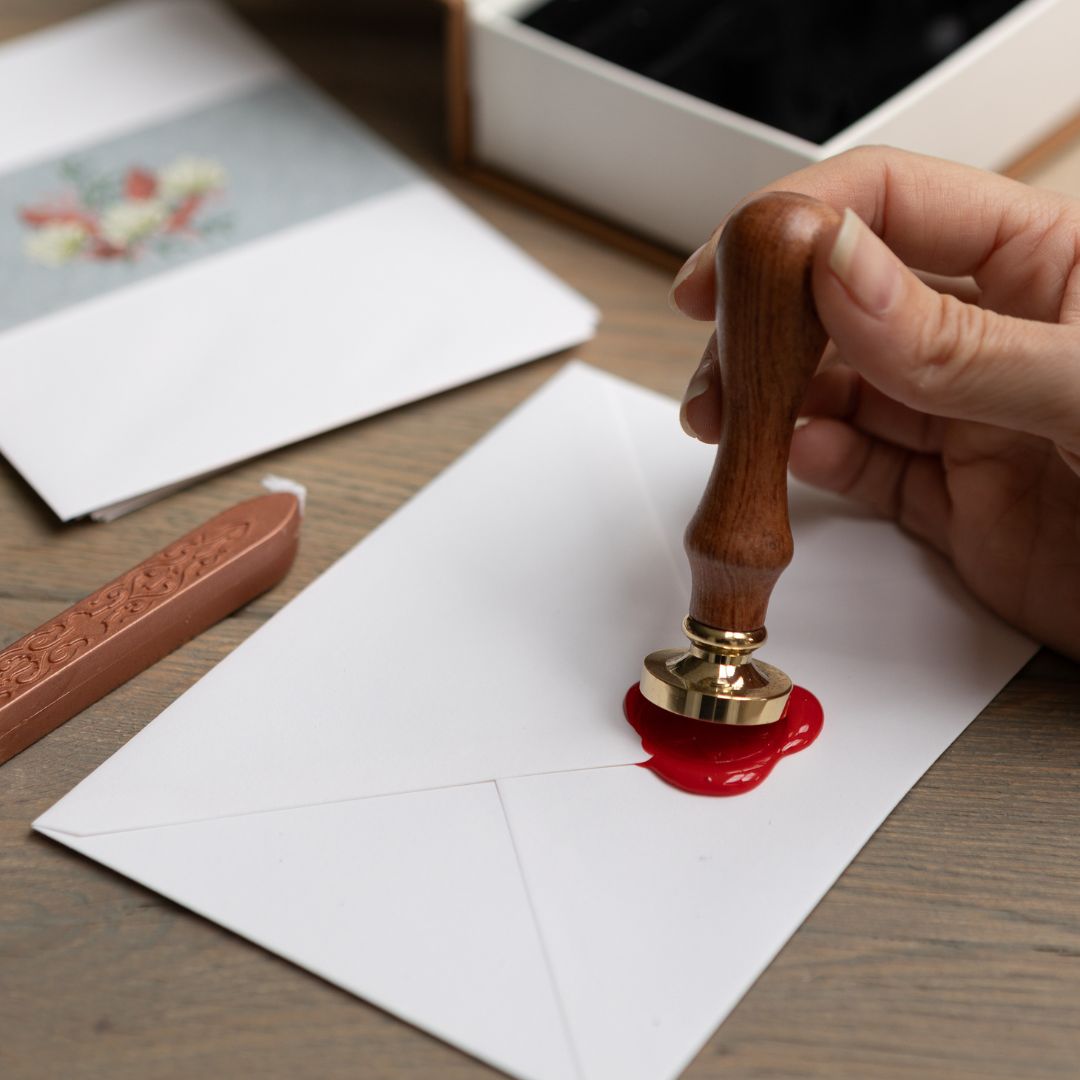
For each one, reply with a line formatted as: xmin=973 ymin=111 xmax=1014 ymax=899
xmin=640 ymin=192 xmax=840 ymax=726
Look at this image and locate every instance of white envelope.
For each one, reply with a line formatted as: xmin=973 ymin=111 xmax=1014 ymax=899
xmin=0 ymin=0 xmax=595 ymax=521
xmin=36 ymin=364 xmax=1037 ymax=1080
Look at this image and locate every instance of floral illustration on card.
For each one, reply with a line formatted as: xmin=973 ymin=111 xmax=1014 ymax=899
xmin=19 ymin=156 xmax=232 ymax=267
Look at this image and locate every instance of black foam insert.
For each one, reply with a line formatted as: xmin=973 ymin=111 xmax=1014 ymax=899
xmin=519 ymin=0 xmax=1021 ymax=144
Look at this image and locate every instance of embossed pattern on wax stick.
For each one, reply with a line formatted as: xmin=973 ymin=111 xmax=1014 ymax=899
xmin=0 ymin=492 xmax=301 ymax=765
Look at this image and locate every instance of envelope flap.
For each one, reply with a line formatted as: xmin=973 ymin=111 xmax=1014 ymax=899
xmin=40 ymin=782 xmax=580 ymax=1080
xmin=37 ymin=364 xmax=685 ymax=838
xmin=34 ymin=362 xmax=1042 ymax=1080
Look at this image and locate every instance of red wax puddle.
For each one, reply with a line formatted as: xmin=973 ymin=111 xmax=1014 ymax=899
xmin=623 ymin=683 xmax=823 ymax=796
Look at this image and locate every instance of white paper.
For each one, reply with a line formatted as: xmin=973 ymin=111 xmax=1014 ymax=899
xmin=36 ymin=363 xmax=1037 ymax=1080
xmin=0 ymin=0 xmax=285 ymax=174
xmin=0 ymin=1 xmax=596 ymax=520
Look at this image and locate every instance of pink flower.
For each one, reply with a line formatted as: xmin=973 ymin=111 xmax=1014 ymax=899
xmin=19 ymin=156 xmax=230 ymax=267
xmin=19 ymin=202 xmax=99 ymax=236
xmin=165 ymin=193 xmax=205 ymax=234
xmin=87 ymin=238 xmax=126 ymax=260
xmin=124 ymin=167 xmax=157 ymax=200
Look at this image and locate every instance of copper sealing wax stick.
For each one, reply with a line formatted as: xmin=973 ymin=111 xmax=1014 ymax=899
xmin=0 ymin=492 xmax=301 ymax=765
xmin=640 ymin=192 xmax=839 ymax=725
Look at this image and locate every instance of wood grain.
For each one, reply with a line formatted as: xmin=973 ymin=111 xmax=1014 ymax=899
xmin=687 ymin=194 xmax=837 ymax=630
xmin=1 ymin=5 xmax=1079 ymax=1080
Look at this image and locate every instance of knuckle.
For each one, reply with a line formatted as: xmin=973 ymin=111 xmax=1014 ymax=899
xmin=908 ymin=293 xmax=989 ymax=406
xmin=837 ymin=145 xmax=888 ymax=168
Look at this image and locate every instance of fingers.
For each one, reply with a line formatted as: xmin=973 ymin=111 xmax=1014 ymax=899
xmin=669 ymin=146 xmax=1079 ymax=319
xmin=913 ymin=270 xmax=981 ymax=305
xmin=679 ymin=332 xmax=722 ymax=442
xmin=813 ymin=209 xmax=1080 ymax=453
xmin=757 ymin=148 xmax=1059 ymax=276
xmin=668 ymin=227 xmax=723 ymax=321
xmin=680 ymin=348 xmax=957 ymax=551
xmin=680 ymin=343 xmax=952 ymax=454
xmin=1059 ymin=445 xmax=1080 ymax=478
xmin=677 ymin=302 xmax=958 ymax=555
xmin=789 ymin=418 xmax=952 ymax=555
xmin=800 ymin=366 xmax=948 ymax=454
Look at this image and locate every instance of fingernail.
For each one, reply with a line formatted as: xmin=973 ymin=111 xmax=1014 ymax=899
xmin=668 ymin=242 xmax=706 ymax=311
xmin=679 ymin=369 xmax=711 ymax=437
xmin=828 ymin=208 xmax=901 ymax=316
xmin=1059 ymin=445 xmax=1080 ymax=477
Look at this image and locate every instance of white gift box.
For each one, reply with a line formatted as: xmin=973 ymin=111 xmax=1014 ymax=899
xmin=447 ymin=0 xmax=1080 ymax=255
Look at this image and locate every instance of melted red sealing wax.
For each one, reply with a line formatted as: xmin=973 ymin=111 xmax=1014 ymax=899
xmin=623 ymin=683 xmax=823 ymax=796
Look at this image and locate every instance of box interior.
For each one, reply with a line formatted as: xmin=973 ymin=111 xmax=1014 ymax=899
xmin=516 ymin=0 xmax=1022 ymax=144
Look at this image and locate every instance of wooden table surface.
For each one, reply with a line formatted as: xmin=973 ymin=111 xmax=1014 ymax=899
xmin=2 ymin=4 xmax=1079 ymax=1079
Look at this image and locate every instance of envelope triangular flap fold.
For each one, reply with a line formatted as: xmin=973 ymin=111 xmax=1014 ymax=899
xmin=36 ymin=364 xmax=686 ymax=838
xmin=35 ymin=362 xmax=1043 ymax=1080
xmin=499 ymin=767 xmax=808 ymax=1080
xmin=39 ymin=782 xmax=578 ymax=1080
xmin=497 ymin=607 xmax=1041 ymax=1079
xmin=493 ymin=477 xmax=1040 ymax=1080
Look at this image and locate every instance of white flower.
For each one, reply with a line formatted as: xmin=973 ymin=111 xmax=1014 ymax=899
xmin=100 ymin=199 xmax=167 ymax=248
xmin=24 ymin=222 xmax=89 ymax=266
xmin=157 ymin=156 xmax=226 ymax=202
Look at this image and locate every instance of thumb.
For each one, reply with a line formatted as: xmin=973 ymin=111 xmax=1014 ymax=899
xmin=812 ymin=209 xmax=1080 ymax=454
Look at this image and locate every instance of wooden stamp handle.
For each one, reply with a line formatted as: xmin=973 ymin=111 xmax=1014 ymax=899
xmin=686 ymin=192 xmax=840 ymax=630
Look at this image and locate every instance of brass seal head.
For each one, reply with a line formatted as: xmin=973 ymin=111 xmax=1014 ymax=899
xmin=639 ymin=617 xmax=792 ymax=725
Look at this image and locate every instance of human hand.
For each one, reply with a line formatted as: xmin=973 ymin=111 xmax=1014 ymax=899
xmin=670 ymin=147 xmax=1080 ymax=660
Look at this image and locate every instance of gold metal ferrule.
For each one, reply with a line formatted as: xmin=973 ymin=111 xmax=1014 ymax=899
xmin=639 ymin=616 xmax=792 ymax=725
